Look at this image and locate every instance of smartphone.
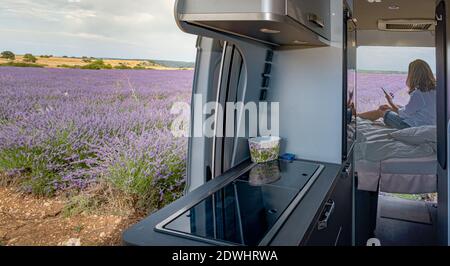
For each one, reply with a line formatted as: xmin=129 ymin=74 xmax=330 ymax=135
xmin=381 ymin=87 xmax=394 ymax=99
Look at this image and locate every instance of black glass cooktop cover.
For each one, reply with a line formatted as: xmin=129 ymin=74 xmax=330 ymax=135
xmin=156 ymin=160 xmax=322 ymax=246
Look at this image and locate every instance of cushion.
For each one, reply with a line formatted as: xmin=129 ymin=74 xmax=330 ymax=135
xmin=390 ymin=126 xmax=436 ymax=145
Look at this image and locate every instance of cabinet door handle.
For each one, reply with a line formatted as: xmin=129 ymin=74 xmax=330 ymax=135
xmin=308 ymin=13 xmax=325 ymax=28
xmin=318 ymin=200 xmax=335 ymax=231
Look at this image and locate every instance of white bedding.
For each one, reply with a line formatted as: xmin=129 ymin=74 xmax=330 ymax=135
xmin=355 ymin=118 xmax=437 ymax=193
xmin=355 ymin=118 xmax=436 ymax=162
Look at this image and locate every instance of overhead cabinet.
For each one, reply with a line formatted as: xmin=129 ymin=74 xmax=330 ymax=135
xmin=176 ymin=0 xmax=331 ymax=47
xmin=287 ymin=0 xmax=331 ymax=41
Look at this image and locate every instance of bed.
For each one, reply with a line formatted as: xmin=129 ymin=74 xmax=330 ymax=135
xmin=355 ymin=118 xmax=437 ymax=194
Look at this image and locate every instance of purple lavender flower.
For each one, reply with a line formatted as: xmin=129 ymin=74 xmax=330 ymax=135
xmin=0 ymin=67 xmax=192 ymax=201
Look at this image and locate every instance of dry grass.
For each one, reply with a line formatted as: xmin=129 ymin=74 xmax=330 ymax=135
xmin=0 ymin=55 xmax=181 ymax=70
xmin=62 ymin=182 xmax=138 ymax=217
xmin=0 ymin=172 xmax=135 ymax=216
xmin=0 ymin=172 xmax=23 ymax=188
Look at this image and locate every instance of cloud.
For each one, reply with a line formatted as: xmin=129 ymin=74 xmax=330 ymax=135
xmin=0 ymin=0 xmax=196 ymax=61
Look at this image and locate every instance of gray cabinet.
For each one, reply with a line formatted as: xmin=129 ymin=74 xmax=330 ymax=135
xmin=287 ymin=0 xmax=331 ymax=40
xmin=175 ymin=0 xmax=331 ymax=46
xmin=303 ymin=162 xmax=353 ymax=246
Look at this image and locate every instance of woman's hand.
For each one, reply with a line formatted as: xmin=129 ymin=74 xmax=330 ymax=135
xmin=378 ymin=105 xmax=392 ymax=116
xmin=384 ymin=94 xmax=399 ymax=113
xmin=385 ymin=93 xmax=394 ymax=105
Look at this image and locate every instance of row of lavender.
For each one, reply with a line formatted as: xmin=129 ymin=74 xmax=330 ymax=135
xmin=0 ymin=67 xmax=193 ymax=210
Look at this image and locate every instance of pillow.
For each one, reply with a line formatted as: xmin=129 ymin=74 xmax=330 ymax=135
xmin=390 ymin=126 xmax=437 ymax=145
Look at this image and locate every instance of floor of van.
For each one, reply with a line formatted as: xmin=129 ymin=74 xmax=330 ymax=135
xmin=375 ymin=195 xmax=437 ymax=246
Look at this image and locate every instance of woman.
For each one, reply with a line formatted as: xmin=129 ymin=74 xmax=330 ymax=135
xmin=358 ymin=59 xmax=436 ymax=129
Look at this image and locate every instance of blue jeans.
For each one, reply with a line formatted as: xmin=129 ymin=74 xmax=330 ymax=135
xmin=383 ymin=111 xmax=411 ymax=129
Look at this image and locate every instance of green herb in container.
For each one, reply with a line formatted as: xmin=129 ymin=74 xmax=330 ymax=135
xmin=248 ymin=136 xmax=281 ymax=163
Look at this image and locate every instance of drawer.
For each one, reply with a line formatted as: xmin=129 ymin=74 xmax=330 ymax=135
xmin=287 ymin=0 xmax=331 ymax=40
xmin=306 ymin=199 xmax=343 ymax=246
xmin=304 ymin=165 xmax=353 ymax=246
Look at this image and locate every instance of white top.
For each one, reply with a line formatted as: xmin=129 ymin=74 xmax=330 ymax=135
xmin=398 ymin=89 xmax=436 ymax=127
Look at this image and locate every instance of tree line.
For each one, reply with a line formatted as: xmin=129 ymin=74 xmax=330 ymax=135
xmin=1 ymin=51 xmax=38 ymax=63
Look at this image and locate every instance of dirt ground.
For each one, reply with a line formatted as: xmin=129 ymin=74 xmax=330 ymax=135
xmin=0 ymin=187 xmax=141 ymax=246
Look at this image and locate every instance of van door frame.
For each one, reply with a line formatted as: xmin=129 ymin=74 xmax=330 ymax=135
xmin=436 ymin=0 xmax=450 ymax=246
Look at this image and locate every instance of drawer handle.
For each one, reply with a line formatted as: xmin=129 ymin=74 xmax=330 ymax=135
xmin=308 ymin=13 xmax=325 ymax=28
xmin=318 ymin=200 xmax=335 ymax=231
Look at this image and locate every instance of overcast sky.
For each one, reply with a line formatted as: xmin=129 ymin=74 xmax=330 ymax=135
xmin=0 ymin=0 xmax=197 ymax=62
xmin=0 ymin=1 xmax=436 ymax=67
xmin=358 ymin=46 xmax=436 ymax=73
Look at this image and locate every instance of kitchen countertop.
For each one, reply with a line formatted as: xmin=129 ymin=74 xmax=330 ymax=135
xmin=122 ymin=159 xmax=343 ymax=246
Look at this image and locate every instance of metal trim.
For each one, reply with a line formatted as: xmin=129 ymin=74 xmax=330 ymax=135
xmin=211 ymin=42 xmax=228 ymax=178
xmin=179 ymin=13 xmax=287 ymax=23
xmin=184 ymin=36 xmax=204 ymax=195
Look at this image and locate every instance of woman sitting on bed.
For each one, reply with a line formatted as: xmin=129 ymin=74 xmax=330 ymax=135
xmin=358 ymin=59 xmax=436 ymax=130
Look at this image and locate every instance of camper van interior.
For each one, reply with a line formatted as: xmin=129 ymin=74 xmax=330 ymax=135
xmin=123 ymin=0 xmax=450 ymax=246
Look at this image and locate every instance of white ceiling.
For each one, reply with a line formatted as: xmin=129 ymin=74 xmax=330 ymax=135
xmin=354 ymin=0 xmax=436 ymax=30
xmin=354 ymin=0 xmax=436 ymax=47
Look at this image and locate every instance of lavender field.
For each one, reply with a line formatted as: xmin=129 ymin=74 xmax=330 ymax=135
xmin=0 ymin=67 xmax=193 ymax=211
xmin=357 ymin=72 xmax=409 ymax=113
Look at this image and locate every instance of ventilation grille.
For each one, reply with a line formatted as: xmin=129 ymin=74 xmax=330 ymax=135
xmin=378 ymin=19 xmax=436 ymax=32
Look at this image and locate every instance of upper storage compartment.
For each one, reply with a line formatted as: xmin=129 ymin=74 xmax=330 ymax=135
xmin=286 ymin=0 xmax=331 ymax=41
xmin=175 ymin=0 xmax=331 ymax=47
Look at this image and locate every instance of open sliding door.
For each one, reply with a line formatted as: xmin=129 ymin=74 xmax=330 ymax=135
xmin=185 ymin=38 xmax=247 ymax=193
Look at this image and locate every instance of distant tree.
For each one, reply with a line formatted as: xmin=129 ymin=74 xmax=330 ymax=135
xmin=81 ymin=56 xmax=91 ymax=63
xmin=1 ymin=51 xmax=15 ymax=60
xmin=23 ymin=53 xmax=37 ymax=63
